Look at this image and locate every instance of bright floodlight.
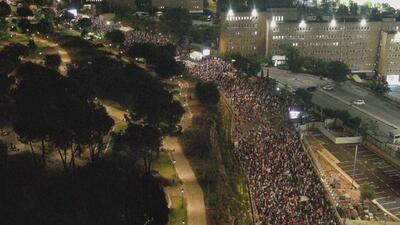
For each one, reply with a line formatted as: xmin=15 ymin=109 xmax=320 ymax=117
xmin=330 ymin=18 xmax=337 ymax=27
xmin=360 ymin=18 xmax=367 ymax=26
xmin=227 ymin=9 xmax=234 ymax=17
xmin=106 ymin=21 xmax=111 ymax=25
xmin=289 ymin=110 xmax=301 ymax=119
xmin=299 ymin=20 xmax=306 ymax=29
xmin=202 ymin=49 xmax=210 ymax=56
xmin=270 ymin=19 xmax=277 ymax=29
xmin=251 ymin=8 xmax=258 ymax=18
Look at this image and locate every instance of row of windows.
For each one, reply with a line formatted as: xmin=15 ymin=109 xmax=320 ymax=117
xmin=273 ymin=26 xmax=371 ymax=33
xmin=226 ymin=16 xmax=258 ymax=21
xmin=272 ymin=16 xmax=284 ymax=22
xmin=272 ymin=34 xmax=368 ymax=40
xmin=227 ymin=23 xmax=257 ymax=28
xmin=228 ymin=45 xmax=257 ymax=50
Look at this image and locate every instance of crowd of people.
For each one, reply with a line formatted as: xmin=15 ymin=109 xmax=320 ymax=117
xmin=89 ymin=17 xmax=171 ymax=46
xmin=123 ymin=29 xmax=171 ymax=46
xmin=187 ymin=57 xmax=339 ymax=225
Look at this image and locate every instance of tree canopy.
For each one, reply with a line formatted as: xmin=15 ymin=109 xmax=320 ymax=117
xmin=0 ymin=1 xmax=11 ymax=17
xmin=161 ymin=8 xmax=192 ymax=37
xmin=105 ymin=29 xmax=125 ymax=45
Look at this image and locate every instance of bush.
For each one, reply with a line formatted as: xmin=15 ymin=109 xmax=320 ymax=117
xmin=360 ymin=183 xmax=375 ymax=201
xmin=105 ymin=29 xmax=125 ymax=45
xmin=45 ymin=54 xmax=61 ymax=69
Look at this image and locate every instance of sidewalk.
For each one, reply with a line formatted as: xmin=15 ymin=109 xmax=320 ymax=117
xmin=162 ymin=79 xmax=207 ymax=225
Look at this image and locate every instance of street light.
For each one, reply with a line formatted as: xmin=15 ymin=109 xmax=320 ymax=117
xmin=251 ymin=8 xmax=258 ymax=18
xmin=299 ymin=20 xmax=306 ymax=29
xmin=270 ymin=19 xmax=277 ymax=29
xmin=227 ymin=8 xmax=234 ymax=20
xmin=360 ymin=18 xmax=367 ymax=27
xmin=330 ymin=18 xmax=337 ymax=27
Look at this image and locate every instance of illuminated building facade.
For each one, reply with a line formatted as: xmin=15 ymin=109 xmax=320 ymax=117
xmin=219 ymin=9 xmax=400 ymax=82
xmin=152 ymin=0 xmax=203 ymax=13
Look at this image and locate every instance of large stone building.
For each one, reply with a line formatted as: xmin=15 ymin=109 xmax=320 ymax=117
xmin=219 ymin=9 xmax=400 ymax=84
xmin=152 ymin=0 xmax=203 ymax=13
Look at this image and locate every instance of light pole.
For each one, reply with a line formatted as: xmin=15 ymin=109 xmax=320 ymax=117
xmin=352 ymin=144 xmax=358 ymax=188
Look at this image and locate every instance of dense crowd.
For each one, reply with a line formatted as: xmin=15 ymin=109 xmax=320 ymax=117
xmin=89 ymin=17 xmax=171 ymax=46
xmin=187 ymin=57 xmax=339 ymax=225
xmin=123 ymin=30 xmax=171 ymax=46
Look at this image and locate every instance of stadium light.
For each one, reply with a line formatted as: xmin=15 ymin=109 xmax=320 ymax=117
xmin=289 ymin=110 xmax=301 ymax=119
xmin=360 ymin=18 xmax=367 ymax=26
xmin=299 ymin=20 xmax=306 ymax=29
xmin=227 ymin=8 xmax=234 ymax=20
xmin=251 ymin=8 xmax=258 ymax=18
xmin=270 ymin=19 xmax=277 ymax=29
xmin=330 ymin=18 xmax=337 ymax=27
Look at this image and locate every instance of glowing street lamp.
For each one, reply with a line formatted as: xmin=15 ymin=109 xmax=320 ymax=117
xmin=330 ymin=18 xmax=337 ymax=27
xmin=360 ymin=18 xmax=367 ymax=26
xmin=270 ymin=19 xmax=277 ymax=29
xmin=227 ymin=8 xmax=234 ymax=20
xmin=299 ymin=20 xmax=306 ymax=29
xmin=251 ymin=8 xmax=258 ymax=18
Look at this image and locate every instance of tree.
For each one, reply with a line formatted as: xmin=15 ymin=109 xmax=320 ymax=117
xmin=12 ymin=63 xmax=66 ymax=165
xmin=195 ymin=81 xmax=220 ymax=107
xmin=370 ymin=75 xmax=390 ymax=96
xmin=349 ymin=2 xmax=359 ymax=15
xmin=77 ymin=18 xmax=92 ymax=35
xmin=16 ymin=6 xmax=33 ymax=17
xmin=0 ymin=1 xmax=11 ymax=18
xmin=37 ymin=19 xmax=54 ymax=34
xmin=124 ymin=123 xmax=162 ymax=175
xmin=105 ymin=29 xmax=125 ymax=45
xmin=73 ymin=101 xmax=114 ymax=162
xmin=45 ymin=54 xmax=61 ymax=70
xmin=336 ymin=4 xmax=349 ymax=16
xmin=0 ymin=140 xmax=7 ymax=171
xmin=17 ymin=18 xmax=33 ymax=33
xmin=282 ymin=45 xmax=302 ymax=72
xmin=326 ymin=60 xmax=349 ymax=82
xmin=161 ymin=8 xmax=192 ymax=37
xmin=360 ymin=183 xmax=375 ymax=201
xmin=0 ymin=43 xmax=29 ymax=74
xmin=295 ymin=88 xmax=313 ymax=108
xmin=135 ymin=0 xmax=151 ymax=11
xmin=35 ymin=7 xmax=55 ymax=24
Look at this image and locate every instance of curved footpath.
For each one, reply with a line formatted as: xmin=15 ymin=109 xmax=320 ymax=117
xmin=162 ymin=79 xmax=207 ymax=225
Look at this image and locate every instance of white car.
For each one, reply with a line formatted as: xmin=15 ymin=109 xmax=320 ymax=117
xmin=352 ymin=99 xmax=366 ymax=105
xmin=322 ymin=85 xmax=334 ymax=91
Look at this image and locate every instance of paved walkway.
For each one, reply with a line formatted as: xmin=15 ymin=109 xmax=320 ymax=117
xmin=162 ymin=79 xmax=207 ymax=225
xmin=10 ymin=32 xmax=71 ymax=76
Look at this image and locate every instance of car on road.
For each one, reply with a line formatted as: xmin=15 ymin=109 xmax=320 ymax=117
xmin=352 ymin=99 xmax=366 ymax=105
xmin=322 ymin=85 xmax=334 ymax=91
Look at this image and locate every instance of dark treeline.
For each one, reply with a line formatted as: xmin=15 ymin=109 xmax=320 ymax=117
xmin=0 ymin=35 xmax=182 ymax=224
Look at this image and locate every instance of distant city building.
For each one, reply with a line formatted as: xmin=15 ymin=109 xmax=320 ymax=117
xmin=219 ymin=9 xmax=400 ymax=83
xmin=152 ymin=0 xmax=203 ymax=13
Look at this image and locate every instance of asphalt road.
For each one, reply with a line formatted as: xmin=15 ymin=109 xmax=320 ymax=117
xmin=313 ymin=132 xmax=400 ymax=218
xmin=266 ymin=68 xmax=400 ymax=140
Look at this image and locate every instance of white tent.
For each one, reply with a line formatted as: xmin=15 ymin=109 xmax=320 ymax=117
xmin=189 ymin=51 xmax=203 ymax=61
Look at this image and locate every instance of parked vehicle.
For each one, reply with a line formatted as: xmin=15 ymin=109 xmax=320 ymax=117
xmin=352 ymin=99 xmax=366 ymax=105
xmin=322 ymin=85 xmax=334 ymax=91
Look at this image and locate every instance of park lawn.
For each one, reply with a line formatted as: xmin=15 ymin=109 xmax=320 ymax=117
xmin=112 ymin=121 xmax=128 ymax=133
xmin=153 ymin=151 xmax=187 ymax=225
xmin=169 ymin=196 xmax=187 ymax=225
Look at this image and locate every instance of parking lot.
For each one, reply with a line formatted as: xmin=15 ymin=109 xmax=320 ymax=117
xmin=313 ymin=133 xmax=400 ymax=218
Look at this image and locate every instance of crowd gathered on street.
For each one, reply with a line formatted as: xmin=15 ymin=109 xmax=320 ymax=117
xmin=187 ymin=57 xmax=339 ymax=225
xmin=123 ymin=30 xmax=171 ymax=46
